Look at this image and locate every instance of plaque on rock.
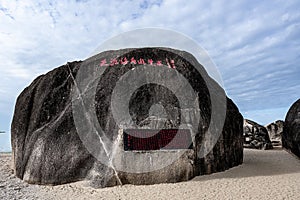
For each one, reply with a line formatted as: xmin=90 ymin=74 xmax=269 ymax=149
xmin=123 ymin=129 xmax=193 ymax=151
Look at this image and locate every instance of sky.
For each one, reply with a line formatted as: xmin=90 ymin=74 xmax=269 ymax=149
xmin=0 ymin=0 xmax=299 ymax=152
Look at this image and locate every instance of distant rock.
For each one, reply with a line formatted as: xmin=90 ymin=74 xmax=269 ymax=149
xmin=243 ymin=119 xmax=273 ymax=150
xmin=282 ymin=99 xmax=300 ymax=158
xmin=265 ymin=120 xmax=284 ymax=147
xmin=11 ymin=47 xmax=243 ymax=187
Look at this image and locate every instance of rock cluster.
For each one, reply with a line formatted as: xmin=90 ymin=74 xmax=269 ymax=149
xmin=243 ymin=119 xmax=273 ymax=150
xmin=282 ymin=99 xmax=300 ymax=158
xmin=11 ymin=47 xmax=244 ymax=187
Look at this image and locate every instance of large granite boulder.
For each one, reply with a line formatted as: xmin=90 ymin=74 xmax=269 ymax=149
xmin=265 ymin=120 xmax=284 ymax=147
xmin=282 ymin=99 xmax=300 ymax=158
xmin=11 ymin=47 xmax=243 ymax=187
xmin=243 ymin=119 xmax=273 ymax=150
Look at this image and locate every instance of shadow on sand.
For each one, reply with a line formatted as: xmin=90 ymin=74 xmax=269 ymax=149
xmin=192 ymin=148 xmax=300 ymax=182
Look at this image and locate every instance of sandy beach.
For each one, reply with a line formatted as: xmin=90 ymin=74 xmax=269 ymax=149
xmin=1 ymin=148 xmax=300 ymax=200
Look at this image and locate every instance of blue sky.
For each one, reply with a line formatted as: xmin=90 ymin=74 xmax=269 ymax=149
xmin=0 ymin=0 xmax=299 ymax=151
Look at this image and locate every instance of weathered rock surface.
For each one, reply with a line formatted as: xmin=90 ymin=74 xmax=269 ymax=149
xmin=11 ymin=47 xmax=243 ymax=187
xmin=243 ymin=119 xmax=273 ymax=150
xmin=282 ymin=99 xmax=300 ymax=158
xmin=265 ymin=120 xmax=284 ymax=147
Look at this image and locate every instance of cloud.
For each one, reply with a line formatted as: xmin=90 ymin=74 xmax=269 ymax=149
xmin=113 ymin=0 xmax=300 ymax=112
xmin=0 ymin=0 xmax=299 ymax=146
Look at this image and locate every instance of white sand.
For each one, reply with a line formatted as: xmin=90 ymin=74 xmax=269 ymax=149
xmin=1 ymin=149 xmax=300 ymax=200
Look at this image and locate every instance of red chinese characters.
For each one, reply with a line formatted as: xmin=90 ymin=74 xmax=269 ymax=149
xmin=170 ymin=59 xmax=176 ymax=68
xmin=100 ymin=59 xmax=108 ymax=66
xmin=130 ymin=57 xmax=137 ymax=64
xmin=120 ymin=57 xmax=129 ymax=65
xmin=137 ymin=58 xmax=145 ymax=65
xmin=99 ymin=57 xmax=176 ymax=68
xmin=156 ymin=60 xmax=162 ymax=66
xmin=110 ymin=58 xmax=119 ymax=66
xmin=148 ymin=59 xmax=154 ymax=65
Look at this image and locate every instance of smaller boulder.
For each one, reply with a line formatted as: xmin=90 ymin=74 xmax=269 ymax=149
xmin=265 ymin=120 xmax=284 ymax=147
xmin=243 ymin=119 xmax=273 ymax=150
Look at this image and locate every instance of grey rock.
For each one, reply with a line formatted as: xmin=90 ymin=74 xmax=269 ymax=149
xmin=265 ymin=120 xmax=284 ymax=147
xmin=282 ymin=99 xmax=300 ymax=158
xmin=243 ymin=119 xmax=273 ymax=150
xmin=11 ymin=47 xmax=244 ymax=187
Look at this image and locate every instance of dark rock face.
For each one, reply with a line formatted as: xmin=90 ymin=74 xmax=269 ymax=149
xmin=11 ymin=62 xmax=96 ymax=184
xmin=266 ymin=120 xmax=284 ymax=147
xmin=282 ymin=99 xmax=300 ymax=158
xmin=11 ymin=47 xmax=243 ymax=187
xmin=243 ymin=119 xmax=273 ymax=150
